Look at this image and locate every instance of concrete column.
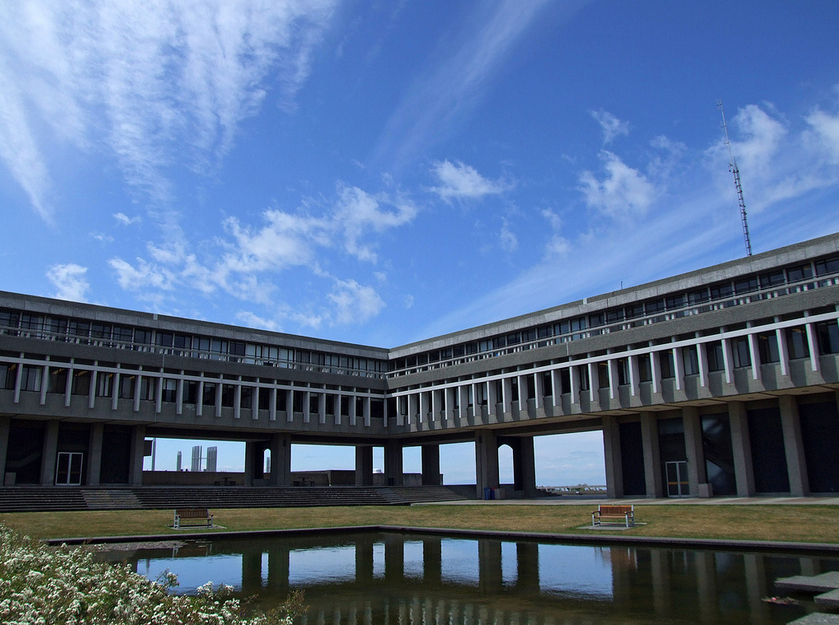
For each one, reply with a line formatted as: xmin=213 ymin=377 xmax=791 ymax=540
xmin=384 ymin=535 xmax=404 ymax=582
xmin=363 ymin=396 xmax=371 ymax=427
xmin=650 ymin=350 xmax=661 ymax=394
xmin=569 ymin=364 xmax=579 ymax=404
xmin=422 ymin=537 xmax=442 ymax=587
xmin=0 ymin=417 xmax=10 ymax=484
xmin=779 ymin=395 xmax=809 ymax=496
xmin=443 ymin=387 xmax=450 ymax=420
xmin=251 ymin=386 xmax=258 ymax=420
xmin=384 ymin=440 xmax=403 ymax=486
xmin=515 ymin=542 xmax=540 ymax=594
xmin=269 ymin=434 xmax=291 ymax=486
xmin=608 ymin=358 xmax=618 ymax=399
xmin=214 ymin=379 xmax=222 ymax=418
xmin=629 ymin=355 xmax=639 ymax=397
xmin=89 ymin=369 xmax=98 ymax=410
xmin=40 ymin=421 xmax=59 ymax=485
xmin=697 ymin=341 xmax=708 ymax=387
xmin=112 ymin=370 xmax=120 ymax=411
xmin=244 ymin=441 xmax=256 ymax=486
xmin=721 ymin=337 xmax=733 ymax=384
xmin=502 ymin=378 xmax=512 ymax=414
xmin=602 ymin=415 xmax=624 ymax=498
xmin=269 ymin=387 xmax=277 ymax=421
xmin=86 ymin=423 xmax=104 ymax=486
xmin=418 ymin=392 xmax=427 ymax=423
xmin=488 ymin=380 xmax=499 ymax=417
xmin=65 ymin=365 xmax=73 ymax=408
xmin=673 ymin=347 xmax=684 ymax=391
xmin=682 ymin=407 xmax=707 ymax=497
xmin=301 ymin=389 xmax=310 ymax=424
xmin=355 ymin=445 xmax=374 ymax=486
xmin=587 ymin=362 xmax=597 ymax=403
xmin=478 ymin=539 xmax=503 ymax=594
xmin=421 ymin=444 xmax=441 ymax=486
xmin=234 ymin=384 xmax=242 ymax=419
xmin=285 ymin=389 xmax=293 ymax=422
xmin=317 ymin=392 xmax=326 ymax=425
xmin=729 ymin=402 xmax=755 ymax=497
xmin=640 ymin=413 xmax=662 ymax=498
xmin=176 ymin=377 xmax=184 ymax=415
xmin=12 ymin=358 xmax=23 ymax=404
xmin=748 ymin=332 xmax=761 ymax=380
xmin=806 ymin=321 xmax=819 ymax=372
xmin=535 ymin=372 xmax=545 ymax=409
xmin=355 ymin=537 xmax=374 ymax=585
xmin=550 ymin=369 xmax=561 ymax=406
xmin=39 ymin=364 xmax=49 ymax=405
xmin=196 ymin=379 xmax=204 ymax=417
xmin=475 ymin=430 xmax=499 ymax=498
xmin=128 ymin=425 xmax=146 ymax=486
xmin=514 ymin=436 xmax=537 ymax=497
xmin=695 ymin=551 xmax=719 ymax=624
xmin=349 ymin=392 xmax=358 ymax=426
xmin=776 ymin=326 xmax=790 ymax=376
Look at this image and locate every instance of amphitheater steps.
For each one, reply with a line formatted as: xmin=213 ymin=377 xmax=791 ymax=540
xmin=0 ymin=486 xmax=89 ymax=512
xmin=81 ymin=489 xmax=142 ymax=510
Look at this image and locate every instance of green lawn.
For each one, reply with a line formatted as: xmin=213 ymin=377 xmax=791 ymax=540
xmin=2 ymin=503 xmax=838 ymax=544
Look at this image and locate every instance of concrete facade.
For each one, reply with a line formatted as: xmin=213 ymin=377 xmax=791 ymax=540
xmin=2 ymin=232 xmax=839 ymax=499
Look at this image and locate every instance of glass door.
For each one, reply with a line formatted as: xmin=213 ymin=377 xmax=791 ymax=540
xmin=55 ymin=452 xmax=83 ymax=485
xmin=665 ymin=460 xmax=689 ymax=497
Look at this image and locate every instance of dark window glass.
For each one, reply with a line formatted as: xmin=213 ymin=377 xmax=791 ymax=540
xmin=119 ymin=375 xmax=135 ymax=399
xmin=0 ymin=310 xmax=20 ymax=331
xmin=816 ymin=321 xmax=839 ymax=355
xmin=688 ymin=289 xmax=709 ymax=305
xmin=617 ymin=358 xmax=629 ymax=386
xmin=48 ymin=368 xmax=68 ymax=393
xmin=786 ymin=327 xmax=810 ymax=359
xmin=606 ymin=309 xmax=624 ymax=324
xmin=578 ymin=366 xmax=589 ymax=392
xmin=816 ymin=257 xmax=839 ymax=276
xmin=156 ymin=332 xmax=173 ymax=348
xmin=760 ymin=271 xmax=785 ymax=289
xmin=161 ymin=379 xmax=177 ymax=403
xmin=734 ymin=277 xmax=758 ymax=294
xmin=638 ymin=355 xmax=652 ymax=382
xmin=682 ymin=346 xmax=699 ymax=375
xmin=757 ymin=332 xmax=780 ymax=364
xmin=787 ymin=265 xmax=813 ymax=282
xmin=624 ymin=304 xmax=644 ymax=320
xmin=732 ymin=337 xmax=751 ymax=368
xmin=203 ymin=383 xmax=216 ymax=406
xmin=665 ymin=295 xmax=685 ymax=310
xmin=598 ymin=362 xmax=609 ymax=388
xmin=113 ymin=326 xmax=133 ymax=345
xmin=588 ymin=313 xmax=604 ymax=328
xmin=645 ymin=299 xmax=665 ymax=315
xmin=184 ymin=381 xmax=198 ymax=404
xmin=241 ymin=386 xmax=253 ymax=409
xmin=91 ymin=323 xmax=111 ymax=339
xmin=72 ymin=370 xmax=91 ymax=395
xmin=221 ymin=384 xmax=235 ymax=407
xmin=706 ymin=341 xmax=725 ymax=372
xmin=710 ymin=283 xmax=733 ymax=300
xmin=134 ymin=329 xmax=152 ymax=345
xmin=659 ymin=350 xmax=675 ymax=379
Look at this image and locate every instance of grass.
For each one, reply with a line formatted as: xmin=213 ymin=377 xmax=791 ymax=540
xmin=1 ymin=502 xmax=839 ymax=544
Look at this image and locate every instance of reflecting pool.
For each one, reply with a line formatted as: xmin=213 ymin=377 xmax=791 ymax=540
xmin=96 ymin=532 xmax=838 ymax=624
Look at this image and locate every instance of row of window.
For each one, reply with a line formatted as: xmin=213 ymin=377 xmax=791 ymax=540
xmin=390 ymin=257 xmax=839 ymax=374
xmin=0 ymin=311 xmax=387 ymax=377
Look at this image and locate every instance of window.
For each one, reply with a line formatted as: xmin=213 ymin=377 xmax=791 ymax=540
xmin=816 ymin=321 xmax=839 ymax=355
xmin=816 ymin=257 xmax=839 ymax=276
xmin=49 ymin=368 xmax=68 ymax=393
xmin=734 ymin=277 xmax=758 ymax=295
xmin=645 ymin=299 xmax=665 ymax=315
xmin=119 ymin=375 xmax=136 ymax=399
xmin=184 ymin=381 xmax=198 ymax=404
xmin=588 ymin=313 xmax=604 ymax=328
xmin=0 ymin=310 xmax=20 ymax=333
xmin=598 ymin=362 xmax=610 ymax=388
xmin=230 ymin=341 xmax=246 ymax=362
xmin=786 ymin=327 xmax=810 ymax=359
xmin=46 ymin=317 xmax=68 ymax=340
xmin=134 ymin=329 xmax=152 ymax=350
xmin=578 ymin=366 xmax=589 ymax=392
xmin=616 ymin=358 xmax=629 ymax=386
xmin=156 ymin=332 xmax=173 ymax=351
xmin=624 ymin=304 xmax=644 ymax=320
xmin=606 ymin=308 xmax=624 ymax=324
xmin=72 ymin=370 xmax=91 ymax=395
xmin=688 ymin=289 xmax=709 ymax=305
xmin=706 ymin=342 xmax=725 ymax=372
xmin=786 ymin=264 xmax=813 ymax=282
xmin=221 ymin=384 xmax=235 ymax=407
xmin=638 ymin=355 xmax=652 ymax=382
xmin=760 ymin=271 xmax=785 ymax=289
xmin=559 ymin=369 xmax=570 ymax=394
xmin=91 ymin=323 xmax=111 ymax=343
xmin=682 ymin=346 xmax=699 ymax=375
xmin=0 ymin=364 xmax=11 ymax=390
xmin=659 ymin=351 xmax=675 ymax=379
xmin=241 ymin=386 xmax=253 ymax=409
xmin=139 ymin=377 xmax=154 ymax=401
xmin=161 ymin=379 xmax=177 ymax=403
xmin=20 ymin=365 xmax=42 ymax=392
xmin=69 ymin=321 xmax=90 ymax=344
xmin=173 ymin=334 xmax=191 ymax=356
xmin=731 ymin=337 xmax=751 ymax=368
xmin=112 ymin=326 xmax=133 ymax=346
xmin=20 ymin=314 xmax=43 ymax=337
xmin=710 ymin=283 xmax=733 ymax=300
xmin=757 ymin=332 xmax=780 ymax=364
xmin=665 ymin=294 xmax=685 ymax=311
xmin=203 ymin=383 xmax=217 ymax=407
xmin=97 ymin=372 xmax=114 ymax=397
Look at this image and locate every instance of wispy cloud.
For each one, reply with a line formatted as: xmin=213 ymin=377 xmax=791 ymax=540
xmin=591 ymin=110 xmax=629 ymax=144
xmin=428 ymin=160 xmax=510 ymax=202
xmin=0 ymin=0 xmax=337 ymax=218
xmin=372 ymin=0 xmax=559 ymax=168
xmin=108 ymin=183 xmax=415 ymax=328
xmin=113 ymin=212 xmax=141 ymax=226
xmin=46 ymin=263 xmax=90 ymax=302
xmin=578 ymin=151 xmax=657 ymax=220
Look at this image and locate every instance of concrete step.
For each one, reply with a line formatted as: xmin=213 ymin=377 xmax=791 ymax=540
xmin=81 ymin=489 xmax=142 ymax=510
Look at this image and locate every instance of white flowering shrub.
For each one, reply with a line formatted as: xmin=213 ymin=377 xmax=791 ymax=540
xmin=0 ymin=525 xmax=303 ymax=625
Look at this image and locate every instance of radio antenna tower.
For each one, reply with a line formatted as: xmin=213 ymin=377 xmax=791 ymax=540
xmin=718 ymin=100 xmax=752 ymax=256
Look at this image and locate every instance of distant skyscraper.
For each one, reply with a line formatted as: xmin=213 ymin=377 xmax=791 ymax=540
xmin=206 ymin=446 xmax=218 ymax=472
xmin=176 ymin=451 xmax=182 ymax=471
xmin=191 ymin=445 xmax=202 ymax=472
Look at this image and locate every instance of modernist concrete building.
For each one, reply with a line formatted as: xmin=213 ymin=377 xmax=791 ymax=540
xmin=2 ymin=232 xmax=839 ymax=499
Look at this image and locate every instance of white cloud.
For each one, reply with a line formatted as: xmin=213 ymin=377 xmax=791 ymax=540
xmin=578 ymin=151 xmax=657 ymax=219
xmin=46 ymin=263 xmax=90 ymax=302
xmin=235 ymin=310 xmax=282 ymax=333
xmin=113 ymin=212 xmax=141 ymax=226
xmin=429 ymin=160 xmax=510 ymax=202
xmin=591 ymin=110 xmax=629 ymax=144
xmin=328 ymin=278 xmax=385 ymax=325
xmin=499 ymin=218 xmax=518 ymax=252
xmin=0 ymin=0 xmax=337 ymax=216
xmin=806 ymin=98 xmax=839 ymax=164
xmin=109 ymin=257 xmax=174 ymax=291
xmin=541 ymin=209 xmax=569 ymax=258
xmin=90 ymin=232 xmax=114 ymax=243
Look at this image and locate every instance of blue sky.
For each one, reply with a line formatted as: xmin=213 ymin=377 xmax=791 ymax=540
xmin=2 ymin=1 xmax=839 ymax=486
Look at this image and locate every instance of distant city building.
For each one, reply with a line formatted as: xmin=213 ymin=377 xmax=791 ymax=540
xmin=191 ymin=446 xmax=202 ymax=473
xmin=0 ymin=233 xmax=838 ymax=499
xmin=206 ymin=446 xmax=218 ymax=473
xmin=176 ymin=451 xmax=182 ymax=472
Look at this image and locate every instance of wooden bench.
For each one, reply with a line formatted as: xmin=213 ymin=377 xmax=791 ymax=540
xmin=173 ymin=508 xmax=213 ymax=529
xmin=591 ymin=504 xmax=635 ymax=528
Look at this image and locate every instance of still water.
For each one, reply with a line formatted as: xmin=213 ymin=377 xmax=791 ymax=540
xmin=97 ymin=531 xmax=837 ymax=624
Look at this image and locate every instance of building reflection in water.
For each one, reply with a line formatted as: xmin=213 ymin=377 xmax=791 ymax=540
xmin=104 ymin=532 xmax=838 ymax=625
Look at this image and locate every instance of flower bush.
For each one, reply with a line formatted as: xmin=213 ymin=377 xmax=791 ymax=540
xmin=0 ymin=525 xmax=303 ymax=625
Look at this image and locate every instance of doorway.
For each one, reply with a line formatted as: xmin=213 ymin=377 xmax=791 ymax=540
xmin=665 ymin=460 xmax=689 ymax=497
xmin=55 ymin=452 xmax=84 ymax=485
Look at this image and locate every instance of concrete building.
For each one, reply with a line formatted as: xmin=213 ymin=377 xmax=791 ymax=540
xmin=1 ymin=233 xmax=839 ymax=499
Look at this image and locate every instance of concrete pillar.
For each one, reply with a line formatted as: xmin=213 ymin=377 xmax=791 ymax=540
xmin=233 ymin=384 xmax=242 ymax=420
xmin=355 ymin=445 xmax=374 ymax=486
xmin=641 ymin=413 xmax=663 ymax=498
xmin=478 ymin=539 xmax=503 ymax=594
xmin=422 ymin=537 xmax=442 ymax=587
xmin=196 ymin=378 xmax=204 ymax=417
xmin=285 ymin=388 xmax=293 ymax=422
xmin=363 ymin=396 xmax=371 ymax=427
xmin=87 ymin=422 xmax=104 ymax=486
xmin=349 ymin=392 xmax=357 ymax=426
xmin=267 ymin=546 xmax=290 ymax=594
xmin=475 ymin=430 xmax=499 ymax=498
xmin=695 ymin=551 xmax=719 ymax=624
xmin=355 ymin=537 xmax=374 ymax=584
xmin=269 ymin=434 xmax=291 ymax=486
xmin=128 ymin=425 xmax=146 ymax=486
xmin=505 ymin=436 xmax=537 ymax=496
xmin=779 ymin=395 xmax=809 ymax=496
xmin=421 ymin=444 xmax=441 ymax=486
xmin=682 ymin=407 xmax=708 ymax=497
xmin=515 ymin=542 xmax=540 ymax=594
xmin=176 ymin=377 xmax=184 ymax=415
xmin=241 ymin=550 xmax=263 ymax=593
xmin=269 ymin=387 xmax=277 ymax=421
xmin=384 ymin=440 xmax=403 ymax=486
xmin=384 ymin=535 xmax=404 ymax=582
xmin=41 ymin=421 xmax=59 ymax=485
xmin=0 ymin=417 xmax=10 ymax=484
xmin=244 ymin=441 xmax=256 ymax=486
xmin=602 ymin=415 xmax=624 ymax=498
xmin=729 ymin=402 xmax=755 ymax=497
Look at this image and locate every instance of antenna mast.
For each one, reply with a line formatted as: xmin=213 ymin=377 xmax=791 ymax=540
xmin=718 ymin=100 xmax=752 ymax=256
